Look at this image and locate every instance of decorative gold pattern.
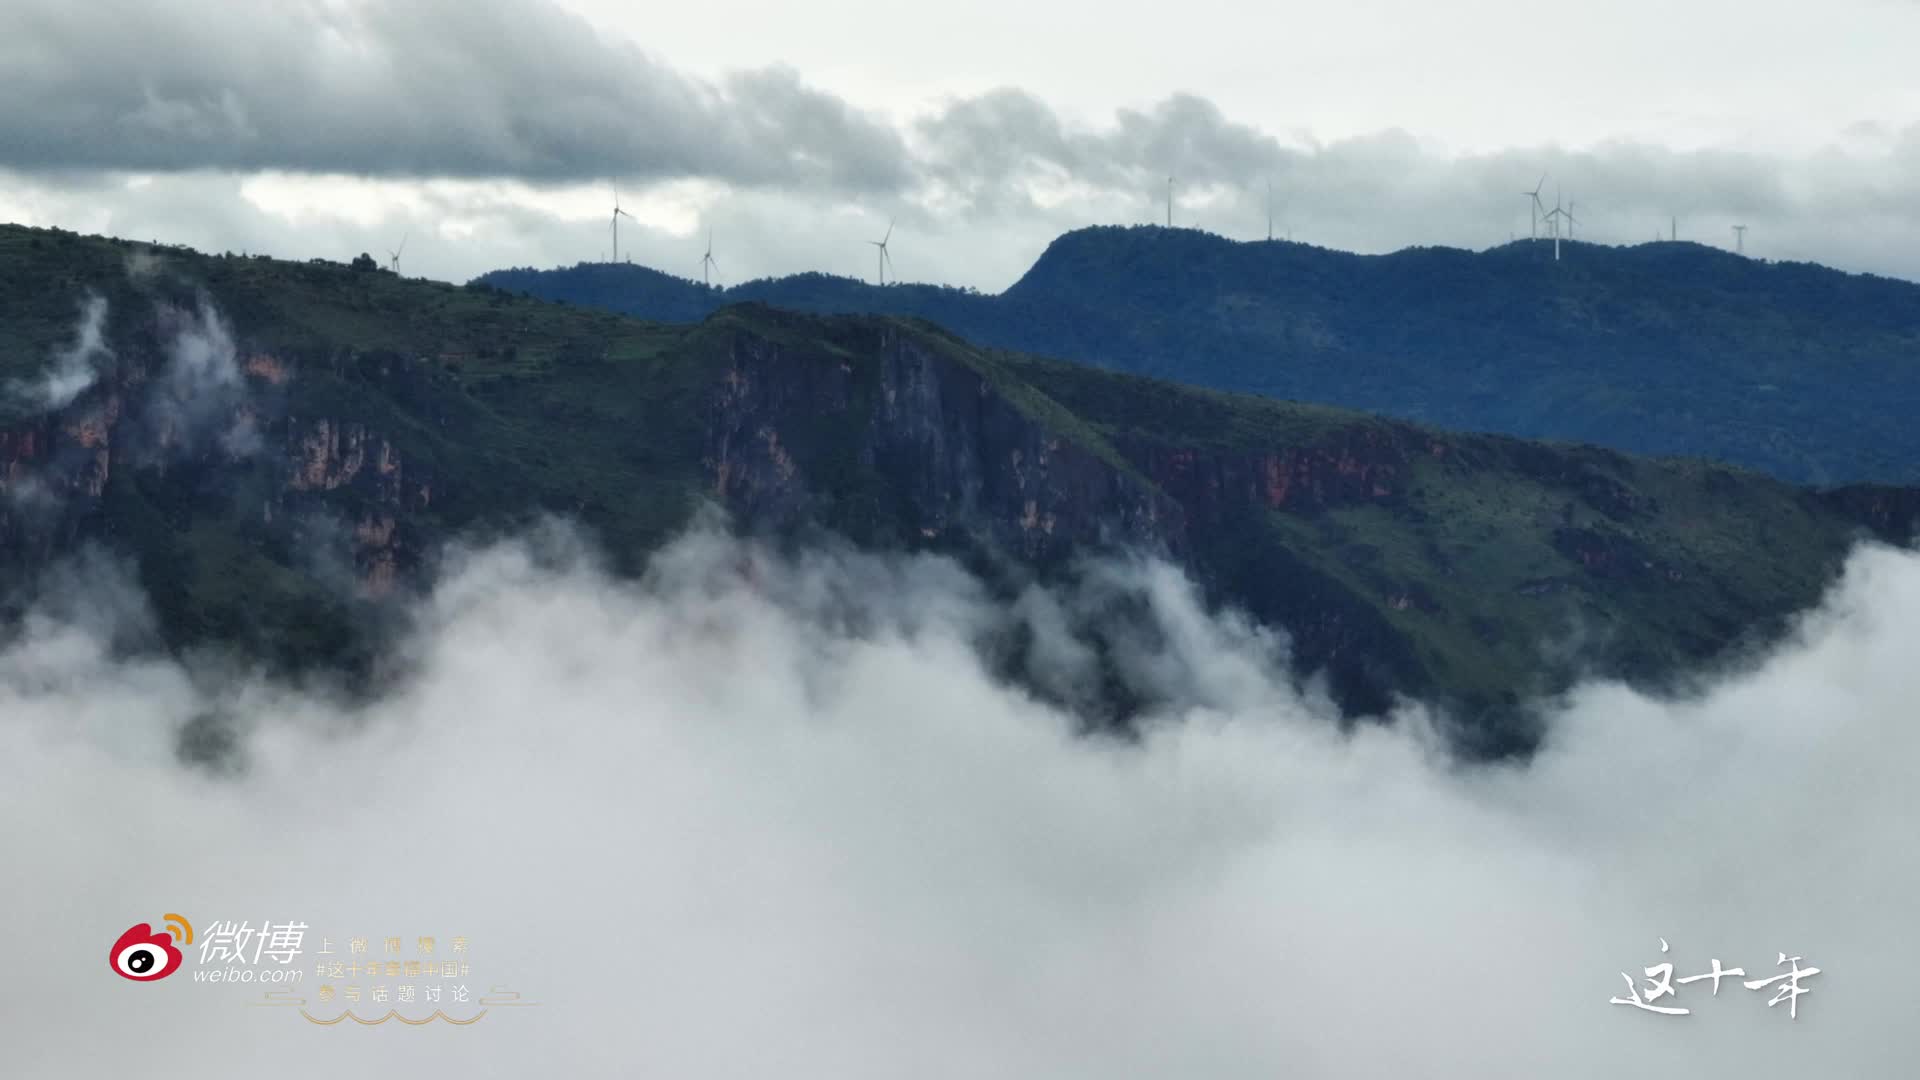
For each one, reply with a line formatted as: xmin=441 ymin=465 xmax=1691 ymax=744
xmin=299 ymin=1009 xmax=488 ymax=1026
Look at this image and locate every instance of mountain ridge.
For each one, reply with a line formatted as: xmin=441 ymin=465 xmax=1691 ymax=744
xmin=478 ymin=225 xmax=1920 ymax=486
xmin=4 ymin=221 xmax=1917 ymax=756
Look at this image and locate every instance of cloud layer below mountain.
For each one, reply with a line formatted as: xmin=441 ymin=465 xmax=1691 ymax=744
xmin=2 ymin=520 xmax=1914 ymax=1076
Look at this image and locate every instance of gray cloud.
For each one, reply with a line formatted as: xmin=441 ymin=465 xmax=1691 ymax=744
xmin=5 ymin=0 xmax=1919 ymax=285
xmin=2 ymin=519 xmax=1917 ymax=1076
xmin=0 ymin=0 xmax=910 ymax=193
xmin=916 ymin=90 xmax=1297 ymax=202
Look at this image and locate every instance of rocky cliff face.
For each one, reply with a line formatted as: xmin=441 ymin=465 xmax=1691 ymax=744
xmin=5 ymin=272 xmax=1908 ymax=740
xmin=704 ymin=325 xmax=1187 ymax=563
xmin=7 ymin=309 xmax=1194 ymax=614
xmin=691 ymin=321 xmax=1435 ymax=714
xmin=1 ymin=391 xmax=117 ymax=558
xmin=1108 ymin=426 xmax=1428 ymax=712
xmin=279 ymin=415 xmax=433 ymax=596
xmin=1120 ymin=426 xmax=1419 ymax=523
xmin=0 ymin=312 xmax=430 ymax=599
xmin=686 ymin=319 xmax=1438 ymax=720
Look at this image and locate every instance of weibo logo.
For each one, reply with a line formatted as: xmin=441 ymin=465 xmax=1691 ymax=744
xmin=110 ymin=915 xmax=192 ymax=982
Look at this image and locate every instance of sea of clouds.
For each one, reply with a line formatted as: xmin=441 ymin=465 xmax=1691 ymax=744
xmin=2 ymin=517 xmax=1915 ymax=1077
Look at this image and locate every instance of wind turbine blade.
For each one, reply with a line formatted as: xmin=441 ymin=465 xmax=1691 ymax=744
xmin=883 ymin=219 xmax=894 ymax=244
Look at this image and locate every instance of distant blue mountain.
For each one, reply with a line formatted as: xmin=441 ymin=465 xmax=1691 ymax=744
xmin=476 ymin=226 xmax=1920 ymax=485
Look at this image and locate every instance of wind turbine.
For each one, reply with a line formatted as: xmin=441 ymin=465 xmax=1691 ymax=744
xmin=1541 ymin=189 xmax=1570 ymax=261
xmin=1167 ymin=176 xmax=1174 ymax=227
xmin=869 ymin=219 xmax=894 ymax=286
xmin=610 ymin=189 xmax=635 ymax=264
xmin=1267 ymin=179 xmax=1274 ymax=241
xmin=1732 ymin=224 xmax=1747 ymax=255
xmin=1523 ymin=173 xmax=1548 ymax=240
xmin=701 ymin=228 xmax=720 ymax=288
xmin=387 ymin=231 xmax=407 ymax=274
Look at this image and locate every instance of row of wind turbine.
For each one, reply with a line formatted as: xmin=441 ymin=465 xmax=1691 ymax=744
xmin=1523 ymin=179 xmax=1750 ymax=259
xmin=1523 ymin=176 xmax=1578 ymax=260
xmin=1166 ymin=175 xmax=1290 ymax=241
xmin=588 ymin=178 xmax=1764 ymax=286
xmin=604 ymin=187 xmax=896 ymax=289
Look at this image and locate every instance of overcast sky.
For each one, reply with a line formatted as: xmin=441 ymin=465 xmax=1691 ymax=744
xmin=3 ymin=0 xmax=1918 ymax=287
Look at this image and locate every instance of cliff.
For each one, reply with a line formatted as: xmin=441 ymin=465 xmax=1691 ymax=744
xmin=703 ymin=313 xmax=1183 ymax=561
xmin=4 ymin=222 xmax=1915 ymax=751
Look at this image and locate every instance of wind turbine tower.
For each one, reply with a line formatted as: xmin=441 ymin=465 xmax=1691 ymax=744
xmin=869 ymin=219 xmax=894 ymax=286
xmin=1541 ymin=191 xmax=1565 ymax=259
xmin=1733 ymin=224 xmax=1747 ymax=255
xmin=1167 ymin=176 xmax=1174 ymax=228
xmin=1523 ymin=174 xmax=1548 ymax=240
xmin=701 ymin=228 xmax=720 ymax=288
xmin=1267 ymin=179 xmax=1273 ymax=241
xmin=1671 ymin=216 xmax=1678 ymax=242
xmin=610 ymin=189 xmax=635 ymax=264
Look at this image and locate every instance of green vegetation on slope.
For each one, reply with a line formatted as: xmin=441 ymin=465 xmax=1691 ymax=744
xmin=2 ymin=223 xmax=1910 ymax=748
xmin=994 ymin=348 xmax=1885 ymax=738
